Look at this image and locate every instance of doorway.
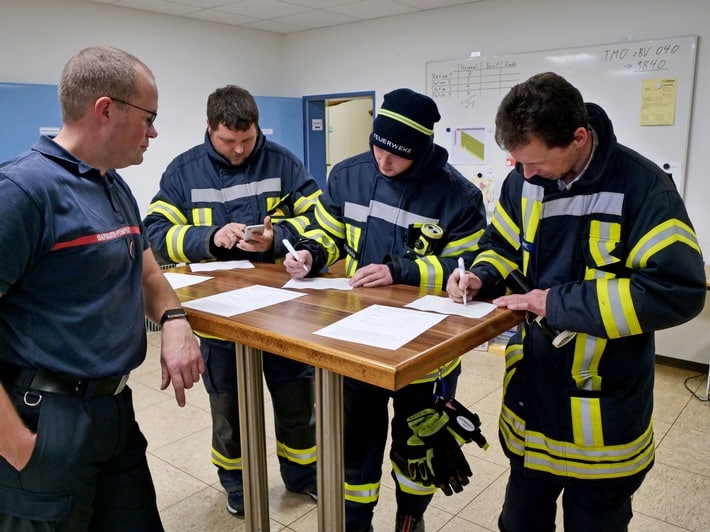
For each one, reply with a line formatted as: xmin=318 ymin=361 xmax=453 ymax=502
xmin=303 ymin=91 xmax=375 ymax=189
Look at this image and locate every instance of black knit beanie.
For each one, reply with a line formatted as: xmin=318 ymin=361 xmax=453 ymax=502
xmin=370 ymin=88 xmax=440 ymax=161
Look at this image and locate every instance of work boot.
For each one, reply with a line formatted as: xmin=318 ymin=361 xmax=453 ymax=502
xmin=226 ymin=490 xmax=244 ymax=516
xmin=394 ymin=511 xmax=424 ymax=532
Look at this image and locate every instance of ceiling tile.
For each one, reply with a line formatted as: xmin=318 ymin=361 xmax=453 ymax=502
xmin=327 ymin=0 xmax=419 ymax=18
xmin=275 ymin=9 xmax=360 ymax=29
xmin=112 ymin=0 xmax=200 ymax=16
xmin=186 ymin=9 xmax=259 ymax=25
xmin=213 ymin=0 xmax=309 ymax=19
xmin=83 ymin=0 xmax=485 ymax=34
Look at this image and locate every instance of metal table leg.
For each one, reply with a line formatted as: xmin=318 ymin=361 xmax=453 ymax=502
xmin=236 ymin=343 xmax=270 ymax=531
xmin=316 ymin=368 xmax=345 ymax=531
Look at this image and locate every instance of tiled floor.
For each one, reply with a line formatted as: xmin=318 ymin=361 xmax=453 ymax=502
xmin=135 ymin=333 xmax=710 ymax=531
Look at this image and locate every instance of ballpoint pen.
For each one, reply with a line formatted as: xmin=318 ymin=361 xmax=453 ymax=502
xmin=283 ymin=238 xmax=308 ymax=272
xmin=458 ymin=257 xmax=468 ymax=306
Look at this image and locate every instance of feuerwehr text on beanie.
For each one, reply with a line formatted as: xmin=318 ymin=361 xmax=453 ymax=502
xmin=370 ymin=88 xmax=441 ymax=161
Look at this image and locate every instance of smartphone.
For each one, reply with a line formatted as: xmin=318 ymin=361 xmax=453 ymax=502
xmin=243 ymin=224 xmax=265 ymax=241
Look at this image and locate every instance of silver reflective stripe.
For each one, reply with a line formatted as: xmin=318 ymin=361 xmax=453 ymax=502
xmin=541 ymin=191 xmax=624 ymax=219
xmin=191 ymin=177 xmax=282 ymax=203
xmin=343 ymin=200 xmax=438 ymax=228
xmin=628 ymin=222 xmax=698 ymax=269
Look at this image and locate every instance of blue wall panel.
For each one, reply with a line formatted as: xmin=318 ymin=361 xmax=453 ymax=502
xmin=0 ymin=83 xmax=62 ymax=162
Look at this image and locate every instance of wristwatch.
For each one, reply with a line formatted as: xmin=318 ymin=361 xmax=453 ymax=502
xmin=160 ymin=308 xmax=188 ymax=326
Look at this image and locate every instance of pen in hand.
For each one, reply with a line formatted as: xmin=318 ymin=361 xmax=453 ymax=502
xmin=283 ymin=238 xmax=308 ymax=272
xmin=458 ymin=257 xmax=468 ymax=306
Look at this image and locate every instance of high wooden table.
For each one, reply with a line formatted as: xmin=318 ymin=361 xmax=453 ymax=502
xmin=173 ymin=263 xmax=521 ymax=531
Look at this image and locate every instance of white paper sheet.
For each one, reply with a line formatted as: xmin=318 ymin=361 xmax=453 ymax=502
xmin=164 ymin=272 xmax=213 ymax=290
xmin=405 ymin=294 xmax=496 ymax=319
xmin=189 ymin=260 xmax=254 ymax=272
xmin=282 ymin=277 xmax=353 ymax=291
xmin=313 ymin=304 xmax=446 ymax=350
xmin=182 ymin=284 xmax=305 ymax=317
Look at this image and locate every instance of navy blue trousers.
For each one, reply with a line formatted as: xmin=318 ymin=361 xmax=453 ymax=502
xmin=0 ymin=386 xmax=161 ymax=532
xmin=344 ymin=364 xmax=461 ymax=531
xmin=201 ymin=338 xmax=316 ymax=493
xmin=498 ymin=461 xmax=648 ymax=532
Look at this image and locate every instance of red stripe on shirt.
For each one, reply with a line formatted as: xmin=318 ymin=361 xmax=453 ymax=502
xmin=51 ymin=225 xmax=140 ymax=251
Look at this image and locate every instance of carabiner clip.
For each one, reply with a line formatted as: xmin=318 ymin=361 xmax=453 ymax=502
xmin=432 ymin=367 xmax=446 ymax=401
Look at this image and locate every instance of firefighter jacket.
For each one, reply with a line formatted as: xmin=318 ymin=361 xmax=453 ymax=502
xmin=144 ymin=129 xmax=321 ymax=264
xmin=298 ymin=144 xmax=487 ymax=292
xmin=471 ymin=103 xmax=706 ymax=482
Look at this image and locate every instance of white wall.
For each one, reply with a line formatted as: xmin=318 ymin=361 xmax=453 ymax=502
xmin=2 ymin=0 xmax=708 ymax=258
xmin=0 ymin=0 xmax=284 ymax=213
xmin=282 ymin=0 xmax=710 ymax=260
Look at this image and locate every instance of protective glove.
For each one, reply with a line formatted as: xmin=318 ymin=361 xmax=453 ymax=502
xmin=435 ymin=397 xmax=489 ymax=450
xmin=404 ymin=408 xmax=438 ymax=484
xmin=415 ymin=410 xmax=472 ymax=496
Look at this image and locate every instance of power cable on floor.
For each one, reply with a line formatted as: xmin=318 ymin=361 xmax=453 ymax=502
xmin=683 ymin=373 xmax=709 ymax=402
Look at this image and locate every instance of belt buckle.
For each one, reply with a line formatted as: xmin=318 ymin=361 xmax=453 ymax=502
xmin=114 ymin=373 xmax=130 ymax=395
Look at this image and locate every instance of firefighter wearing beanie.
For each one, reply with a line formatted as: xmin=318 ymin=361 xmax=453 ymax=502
xmin=284 ymin=88 xmax=488 ymax=532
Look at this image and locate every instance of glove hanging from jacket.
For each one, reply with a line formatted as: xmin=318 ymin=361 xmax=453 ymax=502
xmin=403 ymin=398 xmax=488 ymax=496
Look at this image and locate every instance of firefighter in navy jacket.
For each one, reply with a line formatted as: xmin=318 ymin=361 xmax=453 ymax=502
xmin=143 ymin=86 xmax=321 ymax=517
xmin=447 ymin=72 xmax=706 ymax=532
xmin=284 ymin=89 xmax=487 ymax=532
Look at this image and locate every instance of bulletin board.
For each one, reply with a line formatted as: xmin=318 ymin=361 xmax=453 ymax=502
xmin=426 ymin=35 xmax=698 ymax=212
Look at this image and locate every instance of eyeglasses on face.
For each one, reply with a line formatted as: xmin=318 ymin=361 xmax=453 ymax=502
xmin=108 ymin=96 xmax=157 ymax=126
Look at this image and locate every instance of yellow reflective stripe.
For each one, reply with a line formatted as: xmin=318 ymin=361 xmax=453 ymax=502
xmin=377 ymin=108 xmax=433 ymax=136
xmin=165 ymin=225 xmax=190 ymax=263
xmin=314 ymin=200 xmax=346 ymax=239
xmin=147 ymin=200 xmax=188 ymax=225
xmin=276 ymin=441 xmax=317 ymax=465
xmin=570 ymin=396 xmax=604 ymax=447
xmin=416 ymin=255 xmax=445 ymax=290
xmin=585 ymin=265 xmax=615 ymax=281
xmin=440 ymin=228 xmax=484 ymax=257
xmin=195 ymin=330 xmax=226 ymax=341
xmin=503 ymin=342 xmax=523 ymax=395
xmin=570 ymin=334 xmax=605 ymax=392
xmin=211 ymin=447 xmax=242 ymax=470
xmin=301 ymin=226 xmax=341 ymax=266
xmin=521 ymin=182 xmax=543 ymax=273
xmin=524 ymin=446 xmax=654 ymax=479
xmin=500 ymin=403 xmax=655 ymax=479
xmin=499 ymin=404 xmax=525 ymax=457
xmin=344 ymin=224 xmax=363 ymax=277
xmin=390 ymin=461 xmax=438 ymax=496
xmin=490 ymin=206 xmax=520 ymax=250
xmin=344 ymin=481 xmax=380 ymax=504
xmin=589 ymin=220 xmax=621 ymax=266
xmin=627 ymin=218 xmax=701 ymax=269
xmin=411 ymin=357 xmax=461 ymax=384
xmin=596 ymin=278 xmax=642 ymax=338
xmin=278 ymin=214 xmax=311 ymax=235
xmin=293 ymin=189 xmax=322 ymax=215
xmin=191 ymin=207 xmax=212 ymax=226
xmin=473 ymin=251 xmax=517 ymax=279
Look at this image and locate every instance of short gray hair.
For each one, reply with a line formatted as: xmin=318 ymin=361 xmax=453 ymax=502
xmin=58 ymin=45 xmax=154 ymax=122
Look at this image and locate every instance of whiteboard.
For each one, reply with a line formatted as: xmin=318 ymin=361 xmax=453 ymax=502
xmin=426 ymin=35 xmax=697 ymax=212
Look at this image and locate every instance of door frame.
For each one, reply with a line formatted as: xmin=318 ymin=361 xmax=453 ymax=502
xmin=303 ymin=91 xmax=375 ymax=189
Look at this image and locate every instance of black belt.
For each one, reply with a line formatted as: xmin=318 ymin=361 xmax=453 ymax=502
xmin=0 ymin=364 xmax=129 ymax=399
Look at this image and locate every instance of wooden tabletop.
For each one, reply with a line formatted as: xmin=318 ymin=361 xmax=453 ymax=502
xmin=173 ymin=263 xmax=522 ymax=391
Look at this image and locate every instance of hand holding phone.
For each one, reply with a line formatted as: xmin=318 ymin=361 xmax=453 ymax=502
xmin=243 ymin=224 xmax=265 ymax=241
